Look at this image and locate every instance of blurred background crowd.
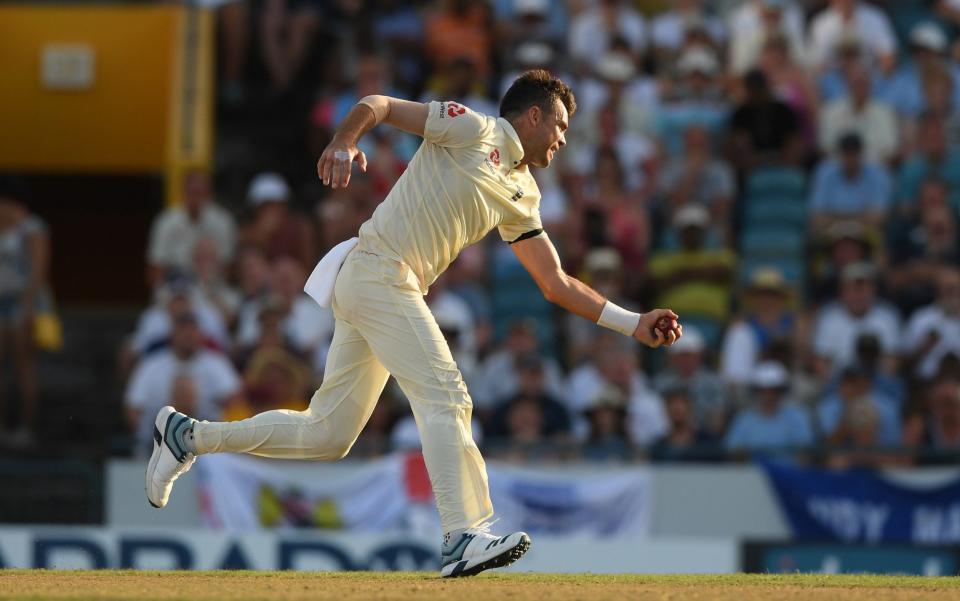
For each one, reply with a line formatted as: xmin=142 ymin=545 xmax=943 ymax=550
xmin=4 ymin=0 xmax=960 ymax=467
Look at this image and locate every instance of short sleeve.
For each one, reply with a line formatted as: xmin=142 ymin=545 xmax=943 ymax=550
xmin=423 ymin=100 xmax=489 ymax=148
xmin=497 ymin=210 xmax=544 ymax=244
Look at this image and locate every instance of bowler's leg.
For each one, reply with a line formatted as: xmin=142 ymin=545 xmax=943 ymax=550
xmin=192 ymin=317 xmax=390 ymax=459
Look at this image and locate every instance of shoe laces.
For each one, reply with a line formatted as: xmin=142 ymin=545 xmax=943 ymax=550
xmin=467 ymin=518 xmax=501 ymax=538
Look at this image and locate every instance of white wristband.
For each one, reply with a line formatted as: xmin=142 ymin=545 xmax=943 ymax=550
xmin=597 ymin=301 xmax=642 ymax=336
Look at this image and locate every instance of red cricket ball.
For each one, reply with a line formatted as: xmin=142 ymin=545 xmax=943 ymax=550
xmin=655 ymin=317 xmax=674 ymax=334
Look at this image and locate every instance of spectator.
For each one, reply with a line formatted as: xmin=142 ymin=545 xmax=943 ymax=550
xmin=811 ymin=220 xmax=875 ymax=305
xmin=495 ymin=0 xmax=566 ymax=52
xmin=650 ymin=0 xmax=725 ymax=61
xmin=567 ymin=337 xmax=667 ymax=446
xmin=897 ymin=113 xmax=960 ymax=212
xmin=146 ymin=169 xmax=236 ymax=289
xmin=721 ymin=267 xmax=797 ymax=392
xmin=648 ymin=204 xmax=735 ymax=338
xmin=565 ymin=248 xmax=639 ymax=365
xmin=724 ymin=361 xmax=815 ymax=452
xmin=472 ymin=319 xmax=566 ymax=411
xmin=656 ymin=46 xmax=730 ymax=156
xmin=904 ymin=268 xmax=960 ymax=381
xmin=259 ymin=0 xmax=320 ymax=93
xmin=125 ymin=311 xmax=242 ymax=456
xmin=811 ymin=262 xmax=901 ymax=377
xmin=442 ymin=246 xmax=493 ymax=353
xmin=425 ymin=0 xmax=495 ymax=78
xmin=235 ymin=256 xmax=333 ymax=367
xmin=191 ymin=237 xmax=242 ymax=328
xmin=824 ymin=396 xmax=905 ymax=468
xmin=880 ymin=22 xmax=960 ymax=120
xmin=567 ymin=0 xmax=646 ymax=69
xmin=887 ymin=190 xmax=960 ymax=313
xmin=224 ymin=347 xmax=311 ymax=421
xmin=240 ymin=173 xmax=316 ymax=271
xmin=903 ymin=378 xmax=960 ymax=463
xmin=0 ymin=180 xmax=49 ymax=445
xmin=581 ymin=384 xmax=633 ymax=461
xmin=419 ymin=57 xmax=497 ymax=118
xmin=486 ymin=354 xmax=571 ymax=446
xmin=807 ymin=0 xmax=897 ymax=74
xmin=654 ymin=328 xmax=727 ymax=436
xmin=729 ymin=69 xmax=802 ymax=169
xmin=728 ymin=0 xmax=806 ymax=75
xmin=233 ymin=246 xmax=272 ymax=331
xmin=128 ymin=278 xmax=230 ymax=362
xmin=758 ymin=33 xmax=818 ymax=154
xmin=818 ymin=66 xmax=898 ymax=164
xmin=650 ymin=384 xmax=719 ymax=462
xmin=657 ymin=124 xmax=735 ymax=246
xmin=818 ymin=364 xmax=901 ymax=448
xmin=808 ymin=132 xmax=892 ymax=230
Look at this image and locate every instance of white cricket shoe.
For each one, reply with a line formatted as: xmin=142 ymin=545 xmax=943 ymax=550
xmin=145 ymin=406 xmax=196 ymax=508
xmin=440 ymin=523 xmax=531 ymax=577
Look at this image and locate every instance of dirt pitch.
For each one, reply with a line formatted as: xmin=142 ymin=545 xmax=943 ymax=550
xmin=2 ymin=570 xmax=959 ymax=601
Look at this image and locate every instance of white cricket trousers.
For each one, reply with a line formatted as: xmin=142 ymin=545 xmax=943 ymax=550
xmin=193 ymin=248 xmax=493 ymax=533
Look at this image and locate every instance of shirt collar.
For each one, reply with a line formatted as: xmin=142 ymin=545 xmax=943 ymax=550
xmin=497 ymin=117 xmax=525 ymax=169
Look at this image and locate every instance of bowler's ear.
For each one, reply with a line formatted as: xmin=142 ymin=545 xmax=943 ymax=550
xmin=527 ymin=104 xmax=542 ymax=126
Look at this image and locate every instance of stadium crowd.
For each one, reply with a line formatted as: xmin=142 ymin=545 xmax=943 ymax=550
xmin=116 ymin=0 xmax=960 ymax=465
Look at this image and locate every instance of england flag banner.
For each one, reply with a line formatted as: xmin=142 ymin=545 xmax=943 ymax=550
xmin=196 ymin=453 xmax=652 ymax=538
xmin=762 ymin=461 xmax=960 ymax=544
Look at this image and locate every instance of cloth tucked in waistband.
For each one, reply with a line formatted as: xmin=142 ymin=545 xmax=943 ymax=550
xmin=303 ymin=237 xmax=359 ymax=308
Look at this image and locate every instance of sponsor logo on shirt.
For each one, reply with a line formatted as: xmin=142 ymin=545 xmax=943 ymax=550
xmin=443 ymin=101 xmax=466 ymax=119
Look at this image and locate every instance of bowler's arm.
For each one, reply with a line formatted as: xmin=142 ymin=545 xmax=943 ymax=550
xmin=510 ymin=233 xmax=680 ymax=348
xmin=317 ymin=95 xmax=428 ymax=188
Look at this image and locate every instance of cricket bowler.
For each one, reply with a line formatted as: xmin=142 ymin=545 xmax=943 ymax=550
xmin=145 ymin=70 xmax=683 ymax=577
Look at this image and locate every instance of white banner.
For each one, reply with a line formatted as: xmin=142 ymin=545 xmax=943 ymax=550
xmin=196 ymin=452 xmax=652 ymax=538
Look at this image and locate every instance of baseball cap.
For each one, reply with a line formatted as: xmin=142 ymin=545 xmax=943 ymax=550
xmin=748 ymin=267 xmax=790 ymax=294
xmin=585 ymin=385 xmax=628 ymax=412
xmin=595 ymin=53 xmax=636 ymax=82
xmin=910 ymin=22 xmax=947 ymax=53
xmin=828 ymin=220 xmax=868 ymax=244
xmin=841 ymin=262 xmax=877 ymax=283
xmin=751 ymin=361 xmax=789 ymax=389
xmin=515 ymin=42 xmax=554 ymax=67
xmin=673 ymin=204 xmax=710 ymax=229
xmin=247 ymin=172 xmax=290 ymax=206
xmin=676 ymin=47 xmax=719 ymax=76
xmin=585 ymin=247 xmax=623 ymax=274
xmin=668 ymin=327 xmax=705 ymax=354
xmin=514 ymin=0 xmax=548 ymax=15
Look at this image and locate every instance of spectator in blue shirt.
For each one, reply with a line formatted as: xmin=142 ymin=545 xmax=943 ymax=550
xmin=809 ymin=132 xmax=891 ymax=230
xmin=818 ymin=364 xmax=902 ymax=448
xmin=725 ymin=361 xmax=815 ymax=452
xmin=897 ymin=113 xmax=960 ymax=212
xmin=877 ymin=22 xmax=960 ymax=120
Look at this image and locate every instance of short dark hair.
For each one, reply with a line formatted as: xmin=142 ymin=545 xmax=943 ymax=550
xmin=500 ymin=69 xmax=576 ymax=120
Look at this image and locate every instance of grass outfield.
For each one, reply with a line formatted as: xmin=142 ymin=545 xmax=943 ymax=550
xmin=1 ymin=571 xmax=960 ymax=601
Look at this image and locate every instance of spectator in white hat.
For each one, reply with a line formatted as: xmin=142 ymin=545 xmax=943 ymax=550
xmin=728 ymin=0 xmax=806 ymax=75
xmin=724 ymin=360 xmax=814 ymax=452
xmin=807 ymin=0 xmax=897 ymax=74
xmin=811 ymin=262 xmax=901 ymax=378
xmin=654 ymin=326 xmax=728 ymax=436
xmin=147 ymin=169 xmax=236 ymax=289
xmin=567 ymin=0 xmax=647 ymax=70
xmin=649 ymin=204 xmax=736 ymax=331
xmin=239 ymin=172 xmax=316 ymax=271
xmin=650 ymin=0 xmax=726 ymax=61
xmin=880 ymin=22 xmax=960 ymax=120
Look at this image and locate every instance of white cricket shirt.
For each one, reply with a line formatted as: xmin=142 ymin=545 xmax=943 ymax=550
xmin=357 ymin=100 xmax=543 ymax=293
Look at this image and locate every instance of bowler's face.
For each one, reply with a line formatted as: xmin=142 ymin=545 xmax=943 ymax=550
xmin=531 ymin=100 xmax=568 ymax=168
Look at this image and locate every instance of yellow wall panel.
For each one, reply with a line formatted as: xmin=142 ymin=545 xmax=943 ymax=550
xmin=0 ymin=5 xmax=180 ymax=172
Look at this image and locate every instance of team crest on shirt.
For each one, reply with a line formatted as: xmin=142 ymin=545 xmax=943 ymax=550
xmin=489 ymin=148 xmax=501 ymax=167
